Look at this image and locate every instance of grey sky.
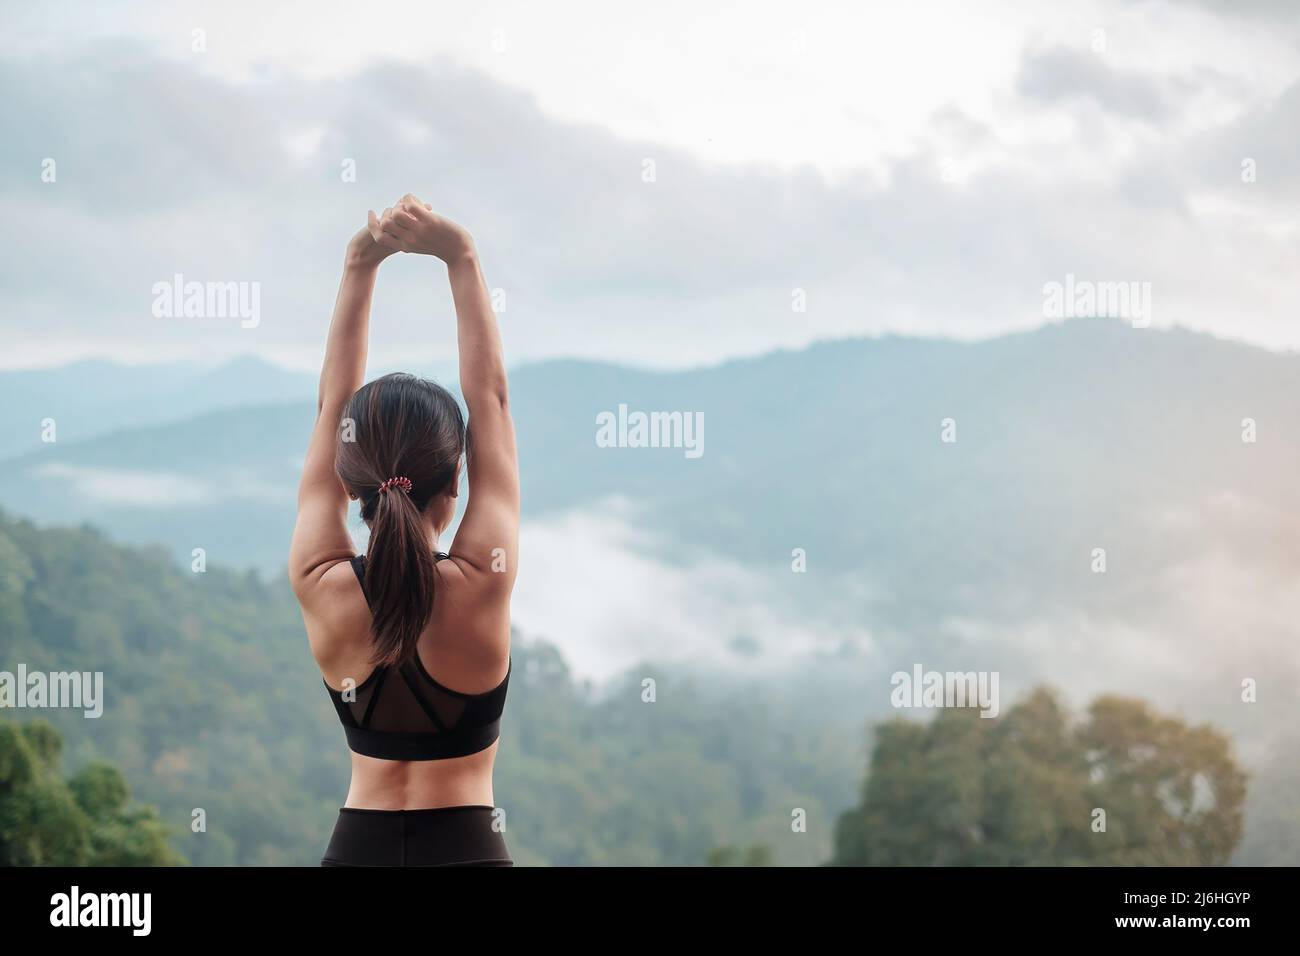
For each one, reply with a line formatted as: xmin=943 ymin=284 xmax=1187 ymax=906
xmin=1 ymin=0 xmax=1297 ymax=369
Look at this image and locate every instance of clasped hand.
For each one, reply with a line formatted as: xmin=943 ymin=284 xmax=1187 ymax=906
xmin=347 ymin=193 xmax=475 ymax=268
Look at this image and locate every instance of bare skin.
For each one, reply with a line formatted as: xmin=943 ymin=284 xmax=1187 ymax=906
xmin=289 ymin=195 xmax=518 ymax=811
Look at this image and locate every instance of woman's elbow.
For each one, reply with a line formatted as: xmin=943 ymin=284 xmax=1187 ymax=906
xmin=467 ymin=380 xmax=510 ymax=414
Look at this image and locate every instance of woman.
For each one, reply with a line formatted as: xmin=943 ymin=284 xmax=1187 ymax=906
xmin=289 ymin=194 xmax=518 ymax=866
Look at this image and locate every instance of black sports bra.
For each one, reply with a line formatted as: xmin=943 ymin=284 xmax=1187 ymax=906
xmin=323 ymin=554 xmax=510 ymax=761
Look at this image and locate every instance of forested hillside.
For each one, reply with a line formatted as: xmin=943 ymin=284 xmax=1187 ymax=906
xmin=2 ymin=511 xmax=1279 ymax=865
xmin=0 ymin=511 xmax=858 ymax=865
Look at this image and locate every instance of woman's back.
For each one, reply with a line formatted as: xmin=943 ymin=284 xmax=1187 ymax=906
xmin=314 ymin=553 xmax=511 ymax=810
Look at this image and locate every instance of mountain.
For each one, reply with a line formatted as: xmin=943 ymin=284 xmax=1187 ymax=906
xmin=0 ymin=355 xmax=316 ymax=456
xmin=2 ymin=318 xmax=1296 ymax=623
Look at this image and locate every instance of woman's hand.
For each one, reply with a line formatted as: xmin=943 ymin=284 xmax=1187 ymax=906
xmin=368 ymin=194 xmax=476 ymax=264
xmin=345 ymin=223 xmax=399 ymax=270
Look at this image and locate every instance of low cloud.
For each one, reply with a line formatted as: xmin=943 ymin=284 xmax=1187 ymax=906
xmin=1 ymin=23 xmax=1298 ymax=368
xmin=34 ymin=462 xmax=287 ymax=507
xmin=512 ymin=499 xmax=881 ymax=683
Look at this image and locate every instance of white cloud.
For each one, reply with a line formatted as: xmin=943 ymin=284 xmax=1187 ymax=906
xmin=2 ymin=0 xmax=1299 ymax=368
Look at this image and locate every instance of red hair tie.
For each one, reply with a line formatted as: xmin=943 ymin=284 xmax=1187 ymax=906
xmin=377 ymin=476 xmax=413 ymax=496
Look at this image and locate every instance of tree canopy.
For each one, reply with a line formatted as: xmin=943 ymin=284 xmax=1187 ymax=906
xmin=831 ymin=688 xmax=1245 ymax=866
xmin=0 ymin=718 xmax=179 ymax=866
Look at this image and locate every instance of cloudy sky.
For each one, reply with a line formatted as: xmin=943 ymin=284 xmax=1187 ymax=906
xmin=2 ymin=0 xmax=1298 ymax=370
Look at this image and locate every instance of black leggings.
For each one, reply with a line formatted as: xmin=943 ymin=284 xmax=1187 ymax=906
xmin=321 ymin=805 xmax=513 ymax=867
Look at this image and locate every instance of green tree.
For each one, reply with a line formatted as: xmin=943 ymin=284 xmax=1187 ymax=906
xmin=830 ymin=687 xmax=1244 ymax=866
xmin=0 ymin=718 xmax=181 ymax=866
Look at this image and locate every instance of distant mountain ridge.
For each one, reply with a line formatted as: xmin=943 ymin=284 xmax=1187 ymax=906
xmin=0 ymin=356 xmax=316 ymax=456
xmin=2 ymin=319 xmax=1296 ymax=602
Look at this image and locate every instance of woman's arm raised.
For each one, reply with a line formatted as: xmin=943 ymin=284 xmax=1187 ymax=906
xmin=288 ymin=222 xmax=397 ymax=595
xmin=447 ymin=247 xmax=519 ymax=588
xmin=374 ymin=195 xmax=519 ymax=591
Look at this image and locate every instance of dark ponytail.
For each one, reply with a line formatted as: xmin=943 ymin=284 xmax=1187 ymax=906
xmin=335 ymin=373 xmax=465 ymax=666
